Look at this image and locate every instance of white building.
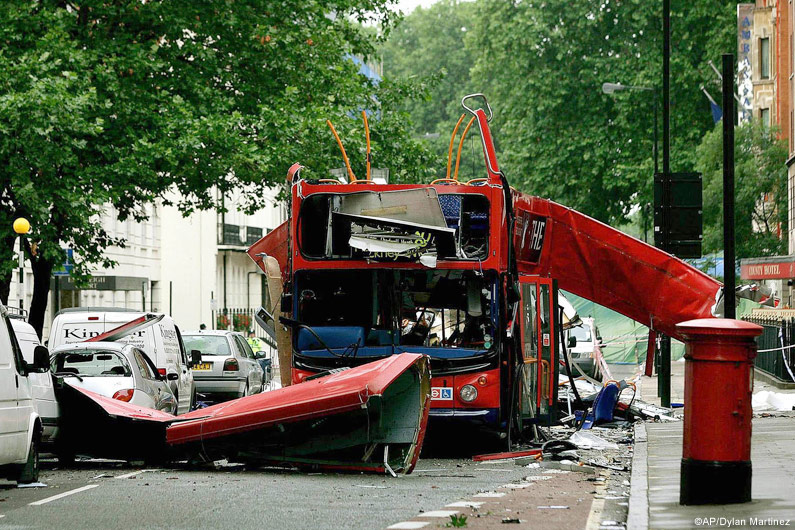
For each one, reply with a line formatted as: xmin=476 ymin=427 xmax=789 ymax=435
xmin=8 ymin=187 xmax=285 ymax=341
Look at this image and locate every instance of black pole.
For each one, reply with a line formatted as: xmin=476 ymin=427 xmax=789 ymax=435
xmin=659 ymin=0 xmax=671 ymax=408
xmin=654 ymin=94 xmax=659 ymax=175
xmin=662 ymin=0 xmax=670 ymax=177
xmin=722 ymin=53 xmax=736 ymax=319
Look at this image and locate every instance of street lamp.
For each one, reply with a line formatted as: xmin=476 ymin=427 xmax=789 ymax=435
xmin=12 ymin=217 xmax=30 ymax=312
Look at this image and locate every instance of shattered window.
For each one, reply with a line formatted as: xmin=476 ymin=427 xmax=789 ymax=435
xmin=52 ymin=349 xmax=132 ymax=377
xmin=298 ymin=190 xmax=489 ymax=261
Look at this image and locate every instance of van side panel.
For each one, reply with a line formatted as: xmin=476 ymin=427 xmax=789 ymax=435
xmin=0 ymin=318 xmax=28 ymax=463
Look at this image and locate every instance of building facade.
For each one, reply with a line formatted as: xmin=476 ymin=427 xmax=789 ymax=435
xmin=8 ymin=187 xmax=285 ymax=342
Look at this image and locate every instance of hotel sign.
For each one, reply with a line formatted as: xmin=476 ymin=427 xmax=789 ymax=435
xmin=740 ymin=261 xmax=795 ymax=280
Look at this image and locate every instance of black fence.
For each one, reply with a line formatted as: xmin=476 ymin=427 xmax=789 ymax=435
xmin=211 ymin=306 xmax=276 ymax=352
xmin=742 ymin=315 xmax=795 ymax=383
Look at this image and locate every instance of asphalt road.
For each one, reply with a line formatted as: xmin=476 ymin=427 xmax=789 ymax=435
xmin=0 ymin=362 xmax=643 ymax=529
xmin=0 ymin=455 xmax=534 ymax=529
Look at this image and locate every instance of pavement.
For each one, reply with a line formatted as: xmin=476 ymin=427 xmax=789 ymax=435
xmin=629 ymin=360 xmax=795 ymax=529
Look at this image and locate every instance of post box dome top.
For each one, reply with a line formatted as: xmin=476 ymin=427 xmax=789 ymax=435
xmin=675 ymin=318 xmax=763 ymax=338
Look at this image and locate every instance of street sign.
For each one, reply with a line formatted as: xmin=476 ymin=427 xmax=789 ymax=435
xmin=53 ymin=248 xmax=74 ymax=277
xmin=654 ymin=172 xmax=702 ymax=258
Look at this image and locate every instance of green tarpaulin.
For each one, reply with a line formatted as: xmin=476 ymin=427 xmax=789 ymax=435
xmin=563 ymin=291 xmax=761 ymax=364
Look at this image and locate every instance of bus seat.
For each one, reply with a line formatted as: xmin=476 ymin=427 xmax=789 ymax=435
xmin=438 ymin=194 xmax=462 ymax=229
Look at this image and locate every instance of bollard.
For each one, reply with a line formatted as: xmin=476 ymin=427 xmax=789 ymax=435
xmin=675 ymin=318 xmax=762 ymax=505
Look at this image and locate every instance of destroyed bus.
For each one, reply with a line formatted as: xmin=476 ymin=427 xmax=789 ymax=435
xmin=248 ymin=94 xmax=723 ymax=445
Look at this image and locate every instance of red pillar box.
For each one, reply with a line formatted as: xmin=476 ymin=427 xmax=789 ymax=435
xmin=675 ymin=318 xmax=762 ymax=505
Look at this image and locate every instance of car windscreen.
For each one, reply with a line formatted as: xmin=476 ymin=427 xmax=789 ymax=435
xmin=570 ymin=325 xmax=592 ymax=342
xmin=182 ymin=335 xmax=231 ymax=356
xmin=52 ymin=350 xmax=132 ymax=377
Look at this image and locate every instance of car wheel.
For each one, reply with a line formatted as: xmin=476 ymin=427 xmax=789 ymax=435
xmin=241 ymin=382 xmax=249 ymax=398
xmin=17 ymin=434 xmax=40 ymax=484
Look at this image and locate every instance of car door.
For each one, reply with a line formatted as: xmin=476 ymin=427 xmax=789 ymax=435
xmin=0 ymin=315 xmax=30 ymax=462
xmin=173 ymin=326 xmax=193 ymax=414
xmin=132 ymin=349 xmax=171 ymax=412
xmin=233 ymin=335 xmax=263 ymax=392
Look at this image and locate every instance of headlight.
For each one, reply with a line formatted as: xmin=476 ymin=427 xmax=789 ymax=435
xmin=459 ymin=384 xmax=478 ymax=402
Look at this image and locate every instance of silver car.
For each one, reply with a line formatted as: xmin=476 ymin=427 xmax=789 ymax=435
xmin=50 ymin=342 xmax=177 ymax=413
xmin=182 ymin=331 xmax=265 ymax=401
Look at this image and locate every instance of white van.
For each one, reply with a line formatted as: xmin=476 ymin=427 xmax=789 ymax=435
xmin=0 ymin=304 xmax=48 ymax=483
xmin=49 ymin=308 xmax=196 ymax=414
xmin=10 ymin=317 xmax=59 ymax=444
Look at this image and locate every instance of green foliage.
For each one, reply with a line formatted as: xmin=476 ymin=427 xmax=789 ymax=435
xmin=381 ymin=0 xmax=478 ymax=135
xmin=695 ymin=122 xmax=788 ymax=258
xmin=446 ymin=513 xmax=468 ymax=527
xmin=0 ymin=1 xmax=436 ymax=325
xmin=460 ymin=0 xmax=737 ymax=225
xmin=380 ymin=0 xmax=483 ymax=181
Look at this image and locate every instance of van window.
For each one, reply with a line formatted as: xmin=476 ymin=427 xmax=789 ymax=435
xmin=174 ymin=325 xmax=189 ymax=366
xmin=570 ymin=325 xmax=592 ymax=342
xmin=4 ymin=318 xmax=27 ymax=375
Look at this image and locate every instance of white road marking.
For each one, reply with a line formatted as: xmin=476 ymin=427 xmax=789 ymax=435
xmin=502 ymin=483 xmax=532 ymax=489
xmin=29 ymin=485 xmax=99 ymax=506
xmin=115 ymin=469 xmax=156 ymax=480
xmin=387 ymin=522 xmax=429 ymax=529
xmin=446 ymin=501 xmax=483 ymax=508
xmin=473 ymin=492 xmax=505 ymax=498
xmin=417 ymin=510 xmax=458 ymax=518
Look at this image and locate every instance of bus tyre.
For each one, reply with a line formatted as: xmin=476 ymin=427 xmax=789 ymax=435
xmin=17 ymin=434 xmax=40 ymax=484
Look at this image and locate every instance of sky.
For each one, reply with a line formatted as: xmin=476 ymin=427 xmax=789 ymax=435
xmin=394 ymin=0 xmax=439 ymax=14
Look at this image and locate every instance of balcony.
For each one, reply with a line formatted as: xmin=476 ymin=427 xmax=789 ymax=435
xmin=218 ymin=223 xmax=264 ymax=248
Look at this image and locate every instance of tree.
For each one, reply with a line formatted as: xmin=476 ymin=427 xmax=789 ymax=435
xmin=0 ymin=1 xmax=435 ymax=337
xmin=695 ymin=122 xmax=788 ymax=259
xmin=381 ymin=0 xmax=478 ymax=135
xmin=380 ymin=0 xmax=486 ymax=181
xmin=466 ymin=0 xmax=738 ymax=226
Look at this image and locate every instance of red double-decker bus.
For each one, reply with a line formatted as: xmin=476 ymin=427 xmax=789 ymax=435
xmin=249 ymin=95 xmax=722 ymax=444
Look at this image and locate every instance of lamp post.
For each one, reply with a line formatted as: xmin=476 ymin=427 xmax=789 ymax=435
xmin=12 ymin=217 xmax=30 ymax=311
xmin=602 ymin=82 xmax=659 ymax=241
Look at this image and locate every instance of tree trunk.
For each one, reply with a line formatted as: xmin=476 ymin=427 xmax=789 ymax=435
xmin=0 ymin=272 xmax=10 ymax=306
xmin=0 ymin=235 xmax=16 ymax=305
xmin=28 ymin=257 xmax=53 ymax=340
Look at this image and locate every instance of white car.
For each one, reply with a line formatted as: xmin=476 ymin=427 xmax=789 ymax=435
xmin=50 ymin=342 xmax=178 ymax=414
xmin=0 ymin=304 xmax=48 ymax=483
xmin=10 ymin=317 xmax=59 ymax=445
xmin=182 ymin=330 xmax=265 ymax=401
xmin=49 ymin=308 xmax=197 ymax=414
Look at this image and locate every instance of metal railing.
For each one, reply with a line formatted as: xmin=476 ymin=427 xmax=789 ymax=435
xmin=742 ymin=314 xmax=795 ymax=382
xmin=212 ymin=306 xmax=276 ymax=350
